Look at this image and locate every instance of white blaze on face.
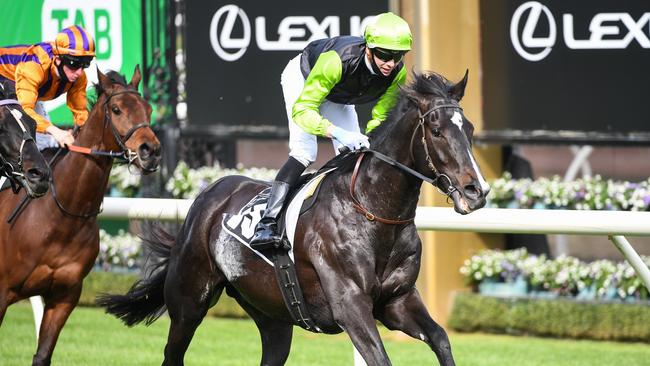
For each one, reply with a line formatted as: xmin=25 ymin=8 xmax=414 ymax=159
xmin=451 ymin=111 xmax=491 ymax=193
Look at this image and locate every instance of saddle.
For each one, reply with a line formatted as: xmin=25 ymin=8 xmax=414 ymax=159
xmin=221 ymin=167 xmax=335 ymax=332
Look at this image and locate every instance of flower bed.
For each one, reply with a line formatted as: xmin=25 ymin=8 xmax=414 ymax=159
xmin=460 ymin=248 xmax=649 ymax=300
xmin=107 ymin=161 xmax=278 ymax=198
xmin=165 ymin=161 xmax=277 ymax=199
xmin=487 ymin=172 xmax=650 ymax=211
xmin=96 ymin=229 xmax=143 ymax=271
xmin=109 ymin=165 xmax=650 ymax=209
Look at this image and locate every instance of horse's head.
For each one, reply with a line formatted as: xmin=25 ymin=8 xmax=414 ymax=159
xmin=94 ymin=66 xmax=161 ymax=173
xmin=402 ymin=70 xmax=489 ymax=214
xmin=0 ymin=82 xmax=50 ymax=197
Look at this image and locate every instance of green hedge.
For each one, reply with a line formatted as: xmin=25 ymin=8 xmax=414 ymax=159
xmin=449 ymin=293 xmax=650 ymax=342
xmin=81 ymin=271 xmax=248 ymax=318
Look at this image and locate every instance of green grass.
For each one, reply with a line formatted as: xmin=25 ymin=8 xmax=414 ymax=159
xmin=1 ymin=302 xmax=649 ymax=365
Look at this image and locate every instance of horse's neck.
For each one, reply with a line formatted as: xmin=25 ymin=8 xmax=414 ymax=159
xmin=353 ymin=128 xmax=423 ymax=223
xmin=52 ymin=109 xmax=114 ymax=213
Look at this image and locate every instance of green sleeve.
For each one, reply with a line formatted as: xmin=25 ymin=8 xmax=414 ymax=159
xmin=365 ymin=66 xmax=407 ymax=133
xmin=291 ymin=51 xmax=342 ymax=136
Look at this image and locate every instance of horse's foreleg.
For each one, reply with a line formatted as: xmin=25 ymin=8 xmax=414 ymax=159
xmin=331 ymin=292 xmax=391 ymax=366
xmin=377 ymin=288 xmax=455 ymax=366
xmin=236 ymin=298 xmax=293 ymax=366
xmin=31 ymin=286 xmax=81 ymax=366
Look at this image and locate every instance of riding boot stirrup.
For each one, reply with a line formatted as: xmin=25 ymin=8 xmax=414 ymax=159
xmin=250 ymin=181 xmax=290 ymax=250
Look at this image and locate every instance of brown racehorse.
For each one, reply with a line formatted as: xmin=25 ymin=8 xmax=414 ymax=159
xmin=100 ymin=71 xmax=489 ymax=366
xmin=0 ymin=67 xmax=161 ymax=366
xmin=0 ymin=80 xmax=50 ymax=197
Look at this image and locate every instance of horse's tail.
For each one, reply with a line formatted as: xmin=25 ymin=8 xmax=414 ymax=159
xmin=96 ymin=223 xmax=175 ymax=327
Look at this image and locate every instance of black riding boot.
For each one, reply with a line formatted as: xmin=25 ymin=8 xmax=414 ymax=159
xmin=249 ymin=180 xmax=291 ymax=250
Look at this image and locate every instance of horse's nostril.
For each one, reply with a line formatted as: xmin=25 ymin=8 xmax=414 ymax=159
xmin=463 ymin=184 xmax=480 ymax=199
xmin=138 ymin=143 xmax=152 ymax=158
xmin=26 ymin=168 xmax=47 ymax=182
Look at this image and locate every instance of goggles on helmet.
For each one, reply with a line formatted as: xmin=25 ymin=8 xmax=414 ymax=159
xmin=372 ymin=48 xmax=406 ymax=63
xmin=60 ymin=55 xmax=92 ymax=70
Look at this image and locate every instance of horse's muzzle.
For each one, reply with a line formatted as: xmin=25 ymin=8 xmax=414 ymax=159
xmin=21 ymin=165 xmax=50 ymax=197
xmin=451 ymin=181 xmax=488 ymax=215
xmin=137 ymin=142 xmax=162 ymax=174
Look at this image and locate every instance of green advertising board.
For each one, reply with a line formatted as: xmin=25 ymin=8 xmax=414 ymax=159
xmin=0 ymin=0 xmax=142 ymax=126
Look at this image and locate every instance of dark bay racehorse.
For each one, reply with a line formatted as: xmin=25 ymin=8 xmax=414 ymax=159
xmin=0 ymin=67 xmax=161 ymax=366
xmin=100 ymin=71 xmax=489 ymax=365
xmin=0 ymin=81 xmax=50 ymax=197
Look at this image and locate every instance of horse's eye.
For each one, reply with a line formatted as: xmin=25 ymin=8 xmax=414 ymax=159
xmin=111 ymin=106 xmax=121 ymax=115
xmin=431 ymin=128 xmax=441 ymax=137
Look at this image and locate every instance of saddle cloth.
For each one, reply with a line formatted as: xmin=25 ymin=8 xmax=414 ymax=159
xmin=221 ymin=167 xmax=336 ymax=266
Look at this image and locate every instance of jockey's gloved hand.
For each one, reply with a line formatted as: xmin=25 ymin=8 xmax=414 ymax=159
xmin=45 ymin=125 xmax=74 ymax=148
xmin=328 ymin=126 xmax=370 ymax=151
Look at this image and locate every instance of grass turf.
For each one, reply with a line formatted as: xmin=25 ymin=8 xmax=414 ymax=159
xmin=1 ymin=302 xmax=648 ymax=365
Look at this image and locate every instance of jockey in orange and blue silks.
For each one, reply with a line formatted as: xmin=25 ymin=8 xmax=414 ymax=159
xmin=250 ymin=12 xmax=412 ymax=249
xmin=0 ymin=25 xmax=95 ymax=149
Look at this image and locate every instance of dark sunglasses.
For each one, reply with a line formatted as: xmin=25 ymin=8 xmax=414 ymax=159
xmin=61 ymin=57 xmax=91 ymax=70
xmin=372 ymin=48 xmax=406 ymax=63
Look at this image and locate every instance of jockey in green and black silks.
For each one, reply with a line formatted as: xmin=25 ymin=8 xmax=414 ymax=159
xmin=250 ymin=12 xmax=413 ymax=249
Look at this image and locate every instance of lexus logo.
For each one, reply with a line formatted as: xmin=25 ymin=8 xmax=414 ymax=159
xmin=510 ymin=1 xmax=556 ymax=62
xmin=210 ymin=4 xmax=251 ymax=62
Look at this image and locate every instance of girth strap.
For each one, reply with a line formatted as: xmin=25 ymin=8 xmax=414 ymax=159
xmin=270 ymin=245 xmax=320 ymax=333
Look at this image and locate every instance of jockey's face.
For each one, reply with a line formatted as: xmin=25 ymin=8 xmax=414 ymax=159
xmin=365 ymin=47 xmax=404 ymax=77
xmin=55 ymin=57 xmax=86 ymax=83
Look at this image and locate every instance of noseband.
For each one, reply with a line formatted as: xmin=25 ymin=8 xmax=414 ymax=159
xmin=409 ymin=102 xmax=462 ymax=198
xmin=0 ymin=99 xmax=37 ymax=193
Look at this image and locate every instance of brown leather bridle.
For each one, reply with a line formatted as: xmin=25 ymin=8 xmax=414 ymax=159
xmin=348 ymin=102 xmax=463 ymax=225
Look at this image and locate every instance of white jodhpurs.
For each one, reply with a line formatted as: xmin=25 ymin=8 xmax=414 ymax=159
xmin=281 ymin=54 xmax=360 ymax=167
xmin=33 ymin=102 xmax=57 ymax=150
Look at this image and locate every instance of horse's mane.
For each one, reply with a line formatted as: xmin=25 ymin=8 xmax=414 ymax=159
xmin=369 ymin=71 xmax=455 ymax=144
xmin=88 ymin=70 xmax=129 ymax=109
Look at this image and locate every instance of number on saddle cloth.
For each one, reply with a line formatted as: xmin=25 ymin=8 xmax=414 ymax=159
xmin=221 ymin=168 xmax=335 ymax=262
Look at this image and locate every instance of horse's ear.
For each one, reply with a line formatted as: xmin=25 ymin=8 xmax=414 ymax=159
xmin=130 ymin=65 xmax=142 ymax=89
xmin=96 ymin=67 xmax=112 ymax=92
xmin=449 ymin=69 xmax=469 ymax=101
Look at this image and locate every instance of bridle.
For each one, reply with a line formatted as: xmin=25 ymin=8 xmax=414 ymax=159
xmin=0 ymin=99 xmax=38 ymax=194
xmin=409 ymin=101 xmax=463 ymax=198
xmin=67 ymin=88 xmax=151 ymax=166
xmin=51 ymin=87 xmax=152 ymax=219
xmin=348 ymin=101 xmax=464 ymax=224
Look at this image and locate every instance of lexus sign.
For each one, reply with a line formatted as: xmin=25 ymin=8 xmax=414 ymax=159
xmin=480 ymin=0 xmax=650 ymax=142
xmin=185 ymin=1 xmax=387 ymax=134
xmin=510 ymin=1 xmax=650 ymax=62
xmin=209 ymin=4 xmax=374 ymax=61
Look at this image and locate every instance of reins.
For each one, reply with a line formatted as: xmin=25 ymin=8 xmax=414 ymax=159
xmin=348 ymin=103 xmax=462 ymax=224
